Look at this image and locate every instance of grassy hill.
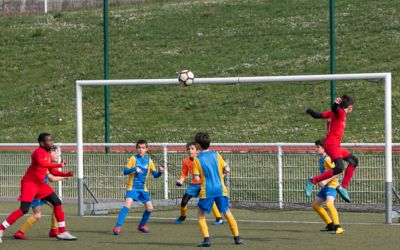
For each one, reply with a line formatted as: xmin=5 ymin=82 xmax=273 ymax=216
xmin=0 ymin=0 xmax=399 ymax=143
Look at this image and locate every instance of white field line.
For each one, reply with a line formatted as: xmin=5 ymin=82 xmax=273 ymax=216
xmin=1 ymin=213 xmax=399 ymax=226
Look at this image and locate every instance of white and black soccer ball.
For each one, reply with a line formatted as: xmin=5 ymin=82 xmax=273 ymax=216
xmin=178 ymin=69 xmax=194 ymax=86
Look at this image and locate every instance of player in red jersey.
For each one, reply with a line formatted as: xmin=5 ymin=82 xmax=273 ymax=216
xmin=0 ymin=133 xmax=76 ymax=244
xmin=304 ymin=95 xmax=358 ymax=202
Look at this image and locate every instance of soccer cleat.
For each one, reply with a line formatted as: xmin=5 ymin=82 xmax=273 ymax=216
xmin=56 ymin=231 xmax=77 ymax=240
xmin=212 ymin=218 xmax=224 ymax=225
xmin=48 ymin=229 xmax=59 ymax=238
xmin=13 ymin=230 xmax=27 ymax=240
xmin=113 ymin=226 xmax=121 ymax=235
xmin=198 ymin=237 xmax=211 ymax=247
xmin=137 ymin=225 xmax=150 ymax=233
xmin=320 ymin=223 xmax=335 ymax=232
xmin=331 ymin=226 xmax=345 ymax=234
xmin=175 ymin=216 xmax=186 ymax=224
xmin=337 ymin=186 xmax=351 ymax=203
xmin=305 ymin=178 xmax=314 ymax=197
xmin=234 ymin=236 xmax=244 ymax=245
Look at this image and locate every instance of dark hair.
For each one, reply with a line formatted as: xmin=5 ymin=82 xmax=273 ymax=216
xmin=136 ymin=139 xmax=148 ymax=148
xmin=50 ymin=146 xmax=58 ymax=152
xmin=340 ymin=95 xmax=353 ymax=109
xmin=186 ymin=141 xmax=197 ymax=149
xmin=38 ymin=133 xmax=51 ymax=143
xmin=194 ymin=132 xmax=210 ymax=150
xmin=315 ymin=139 xmax=324 ymax=147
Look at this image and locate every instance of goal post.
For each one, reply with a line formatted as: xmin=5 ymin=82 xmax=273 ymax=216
xmin=75 ymin=73 xmax=392 ymax=223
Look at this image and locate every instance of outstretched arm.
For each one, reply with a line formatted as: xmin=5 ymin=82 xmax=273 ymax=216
xmin=48 ymin=168 xmax=73 ymax=177
xmin=318 ymin=175 xmax=339 ymax=187
xmin=48 ymin=174 xmax=71 ymax=182
xmin=305 ymin=108 xmax=323 ymax=119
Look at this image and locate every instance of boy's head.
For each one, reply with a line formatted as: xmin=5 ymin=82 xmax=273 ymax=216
xmin=186 ymin=142 xmax=197 ymax=159
xmin=38 ymin=132 xmax=53 ymax=151
xmin=136 ymin=139 xmax=148 ymax=157
xmin=315 ymin=139 xmax=325 ymax=156
xmin=340 ymin=95 xmax=353 ymax=113
xmin=50 ymin=146 xmax=60 ymax=163
xmin=194 ymin=132 xmax=210 ymax=150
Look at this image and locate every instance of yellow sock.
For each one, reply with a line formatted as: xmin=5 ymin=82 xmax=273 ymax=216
xmin=312 ymin=205 xmax=333 ymax=224
xmin=211 ymin=203 xmax=221 ymax=219
xmin=51 ymin=213 xmax=58 ymax=230
xmin=226 ymin=214 xmax=239 ymax=237
xmin=326 ymin=203 xmax=339 ymax=225
xmin=181 ymin=205 xmax=188 ymax=217
xmin=198 ymin=217 xmax=209 ymax=238
xmin=19 ymin=215 xmax=38 ymax=233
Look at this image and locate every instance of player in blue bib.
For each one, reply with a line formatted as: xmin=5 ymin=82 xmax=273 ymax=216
xmin=113 ymin=140 xmax=164 ymax=235
xmin=192 ymin=132 xmax=243 ymax=247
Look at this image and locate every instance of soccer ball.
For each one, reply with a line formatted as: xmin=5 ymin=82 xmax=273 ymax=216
xmin=178 ymin=69 xmax=194 ymax=86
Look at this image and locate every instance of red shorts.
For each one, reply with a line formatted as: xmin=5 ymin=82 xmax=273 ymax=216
xmin=18 ymin=180 xmax=55 ymax=202
xmin=323 ymin=144 xmax=351 ymax=160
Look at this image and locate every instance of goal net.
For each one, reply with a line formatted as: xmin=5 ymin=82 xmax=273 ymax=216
xmin=75 ymin=73 xmax=394 ymax=223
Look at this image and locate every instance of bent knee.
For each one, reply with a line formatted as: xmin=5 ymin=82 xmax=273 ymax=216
xmin=346 ymin=154 xmax=359 ymax=168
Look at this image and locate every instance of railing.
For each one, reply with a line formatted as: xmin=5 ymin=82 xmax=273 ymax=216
xmin=0 ymin=143 xmax=399 ymax=211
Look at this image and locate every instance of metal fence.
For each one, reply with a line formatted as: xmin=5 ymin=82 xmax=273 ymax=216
xmin=0 ymin=143 xmax=399 ymax=212
xmin=0 ymin=0 xmax=153 ymax=15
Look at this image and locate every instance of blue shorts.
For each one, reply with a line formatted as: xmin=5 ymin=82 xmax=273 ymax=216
xmin=185 ymin=184 xmax=201 ymax=197
xmin=125 ymin=190 xmax=151 ymax=203
xmin=198 ymin=196 xmax=229 ymax=214
xmin=317 ymin=186 xmax=337 ymax=200
xmin=30 ymin=198 xmax=46 ymax=208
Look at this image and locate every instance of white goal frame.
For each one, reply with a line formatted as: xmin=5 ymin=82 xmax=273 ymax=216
xmin=76 ymin=73 xmax=393 ymax=223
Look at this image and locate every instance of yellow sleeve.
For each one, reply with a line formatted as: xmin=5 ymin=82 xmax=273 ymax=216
xmin=324 ymin=157 xmax=335 ymax=169
xmin=125 ymin=156 xmax=136 ymax=168
xmin=217 ymin=152 xmax=227 ymax=169
xmin=149 ymin=159 xmax=156 ymax=171
xmin=193 ymin=158 xmax=200 ymax=176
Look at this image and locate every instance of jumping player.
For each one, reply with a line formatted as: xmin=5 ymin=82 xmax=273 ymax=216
xmin=175 ymin=142 xmax=224 ymax=225
xmin=113 ymin=140 xmax=164 ymax=235
xmin=311 ymin=140 xmax=344 ymax=234
xmin=13 ymin=146 xmax=73 ymax=240
xmin=0 ymin=133 xmax=77 ymax=244
xmin=305 ymin=95 xmax=358 ymax=202
xmin=193 ymin=132 xmax=243 ymax=247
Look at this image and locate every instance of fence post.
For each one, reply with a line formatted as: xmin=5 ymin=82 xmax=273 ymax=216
xmin=45 ymin=0 xmax=48 ymax=13
xmin=278 ymin=145 xmax=283 ymax=209
xmin=163 ymin=144 xmax=168 ymax=200
xmin=56 ymin=145 xmax=63 ymax=201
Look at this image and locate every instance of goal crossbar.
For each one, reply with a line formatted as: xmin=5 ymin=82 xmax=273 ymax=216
xmin=76 ymin=73 xmax=392 ymax=223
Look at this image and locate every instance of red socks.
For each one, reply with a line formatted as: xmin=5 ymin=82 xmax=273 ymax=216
xmin=341 ymin=165 xmax=356 ymax=188
xmin=0 ymin=208 xmax=24 ymax=230
xmin=53 ymin=205 xmax=67 ymax=233
xmin=311 ymin=170 xmax=334 ymax=184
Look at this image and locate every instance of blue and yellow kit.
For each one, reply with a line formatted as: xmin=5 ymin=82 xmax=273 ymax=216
xmin=193 ymin=151 xmax=228 ymax=199
xmin=124 ymin=154 xmax=161 ymax=191
xmin=319 ymin=154 xmax=338 ymax=188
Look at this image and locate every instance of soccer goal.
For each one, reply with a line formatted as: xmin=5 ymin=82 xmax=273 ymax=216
xmin=75 ymin=73 xmax=393 ymax=223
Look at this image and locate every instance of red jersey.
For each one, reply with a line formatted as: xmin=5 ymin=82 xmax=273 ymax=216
xmin=21 ymin=147 xmax=63 ymax=183
xmin=322 ymin=108 xmax=347 ymax=146
xmin=179 ymin=156 xmax=201 ymax=185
